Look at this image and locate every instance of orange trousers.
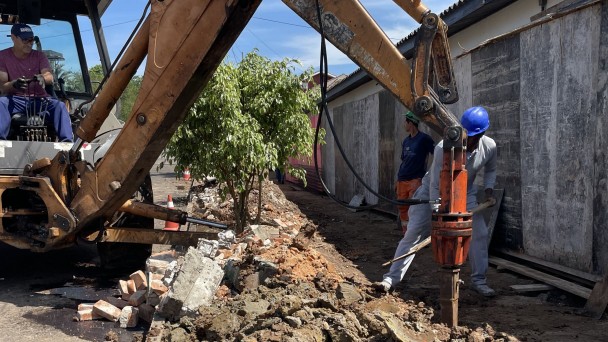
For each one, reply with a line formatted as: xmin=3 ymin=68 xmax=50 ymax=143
xmin=396 ymin=178 xmax=422 ymax=233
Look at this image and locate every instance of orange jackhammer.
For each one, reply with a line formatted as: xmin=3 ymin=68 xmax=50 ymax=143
xmin=432 ymin=127 xmax=472 ymax=327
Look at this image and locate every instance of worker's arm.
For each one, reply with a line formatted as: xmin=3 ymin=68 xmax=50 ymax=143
xmin=0 ymin=70 xmax=10 ymax=95
xmin=38 ymin=67 xmax=54 ymax=86
xmin=0 ymin=70 xmax=25 ymax=95
xmin=482 ymin=138 xmax=498 ymax=201
xmin=429 ymin=142 xmax=444 ymax=202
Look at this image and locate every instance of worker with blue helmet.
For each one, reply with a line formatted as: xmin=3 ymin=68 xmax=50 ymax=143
xmin=377 ymin=106 xmax=498 ymax=297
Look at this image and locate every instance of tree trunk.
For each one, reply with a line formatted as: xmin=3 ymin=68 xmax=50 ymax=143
xmin=255 ymin=176 xmax=263 ymax=224
xmin=233 ymin=190 xmax=249 ymax=234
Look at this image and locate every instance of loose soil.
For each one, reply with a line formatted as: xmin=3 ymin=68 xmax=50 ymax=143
xmin=279 ymin=185 xmax=608 ymax=341
xmin=163 ymin=181 xmax=607 ymax=341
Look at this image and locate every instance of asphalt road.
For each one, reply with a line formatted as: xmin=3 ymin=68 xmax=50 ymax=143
xmin=0 ymin=168 xmax=189 ymax=342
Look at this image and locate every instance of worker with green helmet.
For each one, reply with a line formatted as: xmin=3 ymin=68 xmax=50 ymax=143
xmin=395 ymin=110 xmax=434 ymax=234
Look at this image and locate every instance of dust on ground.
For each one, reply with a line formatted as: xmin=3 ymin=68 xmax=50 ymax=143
xmin=158 ymin=180 xmax=607 ymax=341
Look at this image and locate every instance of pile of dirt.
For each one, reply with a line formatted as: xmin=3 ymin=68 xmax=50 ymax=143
xmin=155 ymin=180 xmax=519 ymax=341
xmin=190 ymin=180 xmax=304 ymax=228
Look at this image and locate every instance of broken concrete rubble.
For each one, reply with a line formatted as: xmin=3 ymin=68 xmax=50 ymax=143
xmin=139 ymin=180 xmax=524 ymax=341
xmin=157 ymin=247 xmax=224 ymax=320
xmin=196 ymin=238 xmax=218 ymax=258
xmin=118 ymin=306 xmax=139 ymax=328
xmin=145 ymin=250 xmax=178 ymax=275
xmin=92 ymin=300 xmax=122 ymax=322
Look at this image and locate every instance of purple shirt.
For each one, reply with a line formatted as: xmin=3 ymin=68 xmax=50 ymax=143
xmin=0 ymin=48 xmax=50 ymax=97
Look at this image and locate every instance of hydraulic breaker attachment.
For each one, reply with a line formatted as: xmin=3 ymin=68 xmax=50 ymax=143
xmin=118 ymin=199 xmax=228 ymax=229
xmin=432 ymin=127 xmax=471 ymax=327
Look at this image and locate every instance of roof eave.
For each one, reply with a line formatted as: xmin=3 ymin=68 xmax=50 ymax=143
xmin=325 ymin=0 xmax=518 ymax=103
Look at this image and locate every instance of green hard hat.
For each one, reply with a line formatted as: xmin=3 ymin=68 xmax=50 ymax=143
xmin=404 ymin=111 xmax=420 ymax=124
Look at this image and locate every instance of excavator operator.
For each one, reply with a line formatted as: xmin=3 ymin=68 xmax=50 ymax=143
xmin=0 ymin=23 xmax=73 ymax=142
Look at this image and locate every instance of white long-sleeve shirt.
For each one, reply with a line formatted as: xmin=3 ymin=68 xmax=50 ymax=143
xmin=423 ymin=135 xmax=497 ymax=208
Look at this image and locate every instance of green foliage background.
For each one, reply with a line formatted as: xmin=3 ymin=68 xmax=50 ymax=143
xmin=164 ymin=51 xmax=321 ymax=232
xmin=88 ymin=64 xmax=143 ymax=121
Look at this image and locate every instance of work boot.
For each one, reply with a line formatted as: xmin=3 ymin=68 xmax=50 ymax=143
xmin=372 ymin=281 xmax=391 ymax=293
xmin=471 ymin=283 xmax=496 ymax=297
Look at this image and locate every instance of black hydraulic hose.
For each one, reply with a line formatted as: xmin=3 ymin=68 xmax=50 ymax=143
xmin=185 ymin=217 xmax=228 ymax=230
xmin=312 ymin=1 xmax=436 ymax=210
xmin=76 ymin=0 xmax=152 ymax=113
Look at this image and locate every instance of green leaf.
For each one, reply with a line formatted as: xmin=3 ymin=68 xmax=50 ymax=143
xmin=164 ymin=50 xmax=322 ymax=233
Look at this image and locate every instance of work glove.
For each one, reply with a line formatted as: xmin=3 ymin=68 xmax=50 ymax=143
xmin=33 ymin=74 xmax=45 ymax=87
xmin=12 ymin=77 xmax=27 ymax=90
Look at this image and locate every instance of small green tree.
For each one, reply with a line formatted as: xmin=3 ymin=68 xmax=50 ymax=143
xmin=119 ymin=75 xmax=143 ymax=121
xmin=164 ymin=50 xmax=320 ymax=233
xmin=87 ymin=64 xmax=143 ymax=121
xmin=88 ymin=64 xmax=104 ymax=92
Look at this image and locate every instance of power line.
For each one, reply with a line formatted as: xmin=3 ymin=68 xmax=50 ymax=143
xmin=252 ymin=16 xmax=311 ymax=29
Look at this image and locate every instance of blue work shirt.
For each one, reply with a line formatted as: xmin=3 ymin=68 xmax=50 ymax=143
xmin=397 ymin=131 xmax=434 ymax=181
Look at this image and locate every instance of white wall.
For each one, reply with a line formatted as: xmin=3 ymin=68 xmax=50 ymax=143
xmin=330 ymin=0 xmax=562 ymax=109
xmin=450 ymin=0 xmax=562 ymax=58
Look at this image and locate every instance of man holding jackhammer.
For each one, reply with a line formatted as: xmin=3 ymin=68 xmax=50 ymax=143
xmin=375 ymin=106 xmax=497 ymax=297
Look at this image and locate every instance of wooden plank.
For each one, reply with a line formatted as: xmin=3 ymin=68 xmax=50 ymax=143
xmin=486 ymin=189 xmax=503 ymax=248
xmin=475 ymin=188 xmax=504 ymax=248
xmin=489 ymin=256 xmax=592 ymax=299
xmin=498 ymin=249 xmax=602 ymax=284
xmin=584 ymin=275 xmax=608 ymax=319
xmin=510 ymin=284 xmax=554 ymax=293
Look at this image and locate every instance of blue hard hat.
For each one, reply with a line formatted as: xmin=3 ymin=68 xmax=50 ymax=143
xmin=461 ymin=106 xmax=489 ymax=137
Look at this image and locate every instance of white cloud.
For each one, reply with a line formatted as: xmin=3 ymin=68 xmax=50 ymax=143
xmin=381 ymin=23 xmax=419 ymax=43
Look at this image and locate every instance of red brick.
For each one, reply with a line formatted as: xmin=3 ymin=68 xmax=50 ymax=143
xmin=151 ymin=273 xmax=164 ymax=281
xmin=77 ymin=303 xmax=94 ymax=311
xmin=146 ymin=292 xmax=161 ymax=306
xmin=138 ymin=303 xmax=156 ymax=323
xmin=218 ymin=249 xmax=233 ymax=258
xmin=104 ymin=296 xmax=128 ymax=309
xmin=130 ymin=270 xmax=148 ymax=290
xmin=118 ymin=280 xmax=129 ymax=296
xmin=92 ymin=300 xmax=121 ymax=322
xmin=73 ymin=309 xmax=103 ymax=321
xmin=127 ymin=279 xmax=137 ymax=293
xmin=150 ymin=279 xmax=168 ymax=295
xmin=128 ymin=290 xmax=147 ymax=307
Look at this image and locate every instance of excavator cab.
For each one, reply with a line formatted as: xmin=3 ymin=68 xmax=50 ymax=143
xmin=0 ymin=0 xmax=118 ymax=172
xmin=0 ymin=0 xmax=132 ymax=251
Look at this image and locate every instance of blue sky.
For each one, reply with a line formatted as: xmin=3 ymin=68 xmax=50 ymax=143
xmin=80 ymin=0 xmax=454 ymax=76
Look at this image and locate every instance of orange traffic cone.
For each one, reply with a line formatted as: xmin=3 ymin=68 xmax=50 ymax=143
xmin=163 ymin=194 xmax=180 ymax=231
xmin=183 ymin=167 xmax=191 ymax=181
